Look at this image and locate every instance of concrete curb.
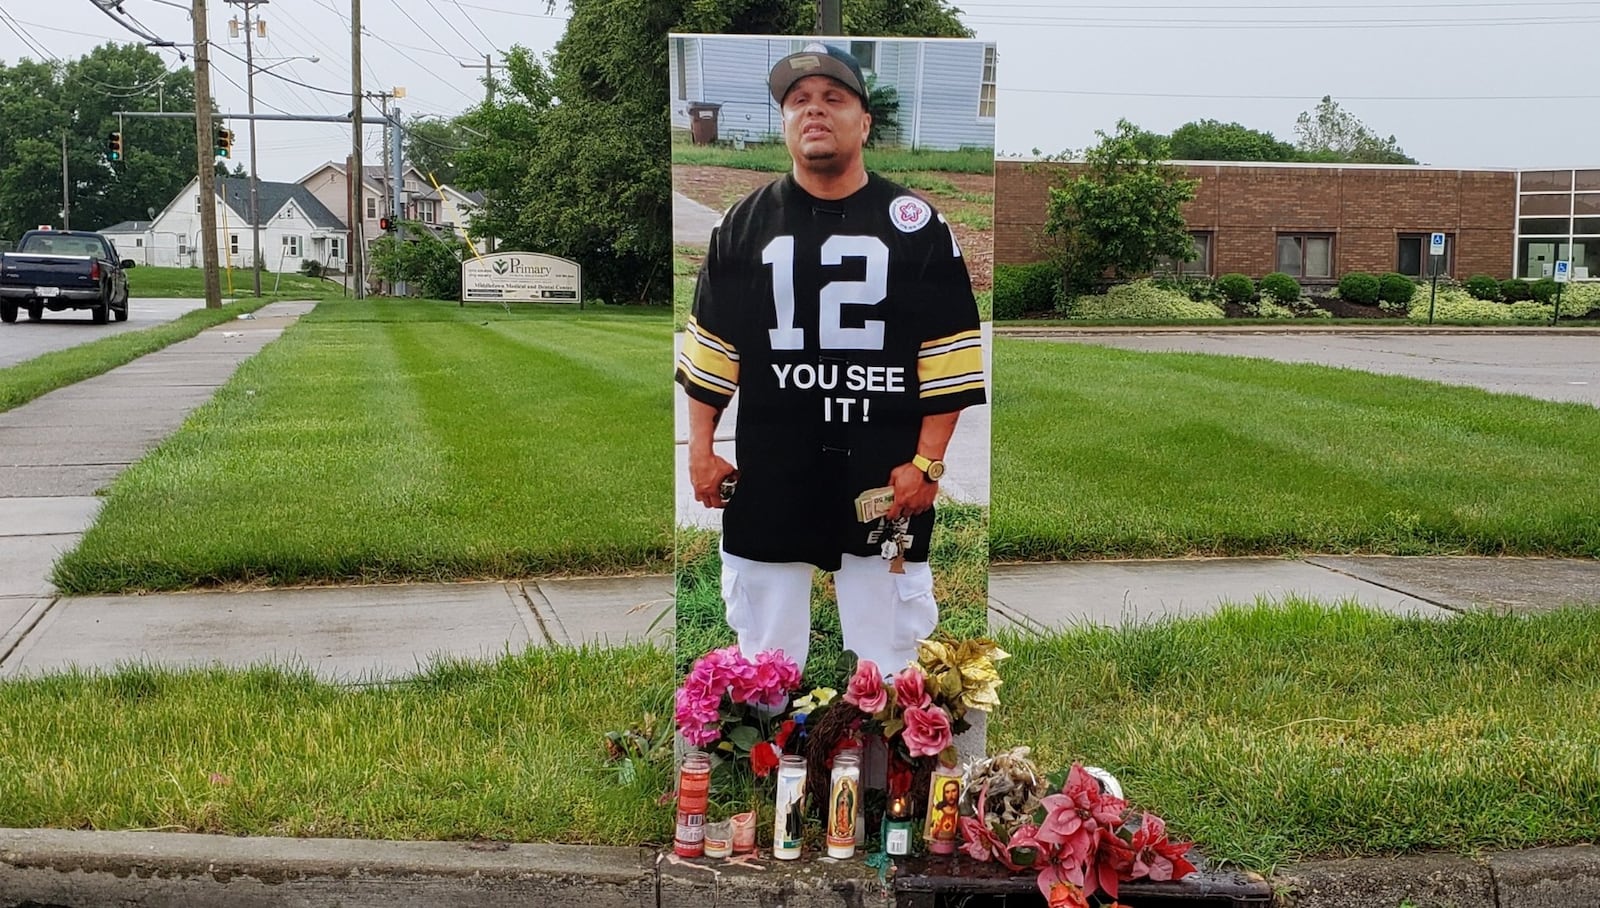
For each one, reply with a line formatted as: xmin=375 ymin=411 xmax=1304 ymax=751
xmin=0 ymin=828 xmax=886 ymax=908
xmin=1275 ymin=845 xmax=1600 ymax=908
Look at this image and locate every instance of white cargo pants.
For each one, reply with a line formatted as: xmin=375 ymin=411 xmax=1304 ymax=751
xmin=720 ymin=547 xmax=939 ymax=678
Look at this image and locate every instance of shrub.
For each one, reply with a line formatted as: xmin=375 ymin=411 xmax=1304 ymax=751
xmin=1260 ymin=272 xmax=1301 ymax=302
xmin=1215 ymin=273 xmax=1255 ymax=304
xmin=1336 ymin=272 xmax=1380 ymax=305
xmin=1555 ymin=282 xmax=1599 ymax=318
xmin=299 ymin=259 xmax=325 ymax=279
xmin=1063 ymin=279 xmax=1226 ymax=320
xmin=1152 ymin=275 xmax=1220 ymax=304
xmin=1249 ymin=296 xmax=1298 ymax=319
xmin=1530 ymin=278 xmax=1561 ymax=303
xmin=1501 ymin=279 xmax=1533 ymax=302
xmin=1463 ymin=274 xmax=1501 ymax=301
xmin=1405 ymin=287 xmax=1547 ymax=322
xmin=1378 ymin=273 xmax=1416 ymax=306
xmin=993 ymin=263 xmax=1059 ymax=319
xmin=1509 ymin=300 xmax=1554 ymax=320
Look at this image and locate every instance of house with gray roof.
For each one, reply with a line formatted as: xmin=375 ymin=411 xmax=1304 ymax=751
xmin=143 ymin=176 xmax=352 ymax=273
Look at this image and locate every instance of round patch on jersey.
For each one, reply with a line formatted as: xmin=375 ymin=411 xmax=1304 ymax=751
xmin=889 ymin=195 xmax=932 ymax=233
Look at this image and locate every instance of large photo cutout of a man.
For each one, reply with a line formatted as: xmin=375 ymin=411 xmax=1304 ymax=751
xmin=671 ymin=35 xmax=995 ymax=690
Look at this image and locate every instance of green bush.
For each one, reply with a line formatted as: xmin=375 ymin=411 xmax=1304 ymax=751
xmin=1378 ymin=273 xmax=1416 ymax=306
xmin=1152 ymin=276 xmax=1220 ymax=304
xmin=993 ymin=263 xmax=1059 ymax=319
xmin=1530 ymin=278 xmax=1561 ymax=303
xmin=1463 ymin=274 xmax=1501 ymax=301
xmin=1405 ymin=286 xmax=1544 ymax=322
xmin=1337 ymin=272 xmax=1380 ymax=305
xmin=1509 ymin=300 xmax=1555 ymax=320
xmin=1501 ymin=279 xmax=1533 ymax=302
xmin=1215 ymin=273 xmax=1255 ymax=304
xmin=1063 ymin=279 xmax=1226 ymax=320
xmin=1555 ymin=282 xmax=1600 ymax=317
xmin=1249 ymin=297 xmax=1298 ymax=319
xmin=1260 ymin=272 xmax=1301 ymax=302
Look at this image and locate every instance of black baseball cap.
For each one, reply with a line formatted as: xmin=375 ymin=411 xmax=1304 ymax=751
xmin=768 ymin=43 xmax=869 ymax=107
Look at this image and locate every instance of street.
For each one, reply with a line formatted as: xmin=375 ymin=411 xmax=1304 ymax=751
xmin=1031 ymin=332 xmax=1600 ymax=407
xmin=0 ymin=297 xmax=209 ymax=369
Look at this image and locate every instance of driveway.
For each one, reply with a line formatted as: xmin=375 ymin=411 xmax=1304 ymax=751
xmin=0 ymin=298 xmax=210 ymax=369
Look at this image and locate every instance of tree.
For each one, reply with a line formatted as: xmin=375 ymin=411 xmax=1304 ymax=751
xmin=1167 ymin=119 xmax=1296 ymax=162
xmin=1040 ymin=119 xmax=1199 ymax=296
xmin=1294 ymin=96 xmax=1417 ymax=165
xmin=0 ymin=43 xmax=197 ymax=239
xmin=404 ymin=116 xmax=469 ymax=185
xmin=452 ymin=0 xmax=971 ymax=305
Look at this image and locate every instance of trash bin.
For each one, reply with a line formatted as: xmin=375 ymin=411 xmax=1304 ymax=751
xmin=688 ymin=102 xmax=722 ymax=145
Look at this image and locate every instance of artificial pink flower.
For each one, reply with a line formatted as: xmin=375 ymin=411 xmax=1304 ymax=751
xmin=748 ymin=649 xmax=801 ymax=710
xmin=1035 ymin=763 xmax=1127 ymax=893
xmin=892 ymin=666 xmax=931 ymax=711
xmin=843 ymin=659 xmax=887 ymax=714
xmin=674 ymin=683 xmax=721 ymax=747
xmin=1129 ymin=813 xmax=1197 ymax=882
xmin=1005 ymin=822 xmax=1053 ymax=871
xmin=900 ymin=705 xmax=953 ymax=758
xmin=1093 ymin=826 xmax=1135 ymax=899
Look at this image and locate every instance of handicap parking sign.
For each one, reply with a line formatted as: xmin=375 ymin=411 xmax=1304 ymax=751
xmin=1429 ymin=233 xmax=1446 ymax=255
xmin=1554 ymin=260 xmax=1571 ymax=283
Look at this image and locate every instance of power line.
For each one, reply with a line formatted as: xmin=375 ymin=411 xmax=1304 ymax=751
xmin=1002 ymin=86 xmax=1600 ymax=102
xmin=450 ymin=0 xmax=568 ymax=19
xmin=448 ymin=0 xmax=502 ymax=52
xmin=213 ymin=44 xmax=348 ymax=96
xmin=966 ymin=13 xmax=1600 ymax=28
xmin=0 ymin=9 xmax=61 ymax=62
xmin=417 ymin=0 xmax=488 ymax=57
xmin=383 ymin=0 xmax=470 ymax=63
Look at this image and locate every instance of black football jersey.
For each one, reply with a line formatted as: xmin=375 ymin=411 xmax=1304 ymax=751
xmin=676 ymin=173 xmax=985 ymax=571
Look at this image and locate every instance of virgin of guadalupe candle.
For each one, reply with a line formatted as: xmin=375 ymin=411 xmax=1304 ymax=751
xmin=825 ymin=751 xmax=862 ymax=859
xmin=773 ymin=755 xmax=807 ymax=860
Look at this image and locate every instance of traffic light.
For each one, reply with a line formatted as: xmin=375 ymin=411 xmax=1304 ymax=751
xmin=379 ymin=216 xmax=395 ymax=232
xmin=107 ymin=131 xmax=123 ymax=161
xmin=215 ymin=126 xmax=233 ymax=158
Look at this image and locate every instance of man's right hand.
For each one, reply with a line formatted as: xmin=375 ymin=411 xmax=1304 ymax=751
xmin=690 ymin=449 xmax=738 ymax=510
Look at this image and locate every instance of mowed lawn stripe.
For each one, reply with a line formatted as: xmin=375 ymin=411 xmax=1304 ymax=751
xmin=992 ymin=340 xmax=1600 ymax=560
xmin=53 ymin=302 xmax=673 ymax=593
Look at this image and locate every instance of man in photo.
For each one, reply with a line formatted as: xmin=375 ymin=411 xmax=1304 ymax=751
xmin=675 ymin=42 xmax=985 ymax=679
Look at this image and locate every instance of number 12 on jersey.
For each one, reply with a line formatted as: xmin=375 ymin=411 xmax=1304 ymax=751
xmin=761 ymin=235 xmax=889 ymax=352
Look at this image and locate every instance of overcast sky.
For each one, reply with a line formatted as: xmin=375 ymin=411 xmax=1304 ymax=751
xmin=1 ymin=0 xmax=1595 ymax=183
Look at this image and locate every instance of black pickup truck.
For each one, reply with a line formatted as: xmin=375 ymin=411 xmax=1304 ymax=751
xmin=0 ymin=229 xmax=134 ymax=324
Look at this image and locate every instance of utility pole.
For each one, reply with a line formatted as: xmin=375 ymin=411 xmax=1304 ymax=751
xmin=60 ymin=132 xmax=71 ymax=230
xmin=192 ymin=0 xmax=222 ymax=308
xmin=458 ymin=54 xmax=502 ymax=104
xmin=817 ymin=0 xmax=841 ymax=35
xmin=225 ymin=0 xmax=268 ymax=297
xmin=350 ymin=0 xmax=364 ymax=298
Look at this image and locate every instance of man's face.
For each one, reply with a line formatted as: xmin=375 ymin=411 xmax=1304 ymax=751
xmin=781 ymin=75 xmax=871 ymax=175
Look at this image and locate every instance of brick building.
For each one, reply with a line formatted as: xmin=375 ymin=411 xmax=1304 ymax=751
xmin=996 ymin=160 xmax=1600 ymax=284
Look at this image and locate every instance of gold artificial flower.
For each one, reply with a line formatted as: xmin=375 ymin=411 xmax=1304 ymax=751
xmin=917 ymin=637 xmax=1009 ymax=713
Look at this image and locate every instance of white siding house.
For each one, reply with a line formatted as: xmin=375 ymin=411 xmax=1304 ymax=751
xmin=146 ymin=177 xmax=349 ymax=273
xmin=668 ymin=35 xmax=996 ymax=152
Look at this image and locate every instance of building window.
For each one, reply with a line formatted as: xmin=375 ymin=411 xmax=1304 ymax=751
xmin=1276 ymin=233 xmax=1333 ymax=279
xmin=281 ymin=207 xmax=294 ymax=220
xmin=178 ymin=240 xmax=189 ymax=255
xmin=282 ymin=235 xmax=301 ymax=258
xmin=330 ymin=237 xmax=344 ymax=261
xmin=850 ymin=41 xmax=876 ymax=73
xmin=1155 ymin=232 xmax=1212 ymax=277
xmin=419 ymin=200 xmax=437 ymax=224
xmin=978 ymin=45 xmax=997 ymax=120
xmin=365 ymin=197 xmax=377 ymax=219
xmin=134 ymin=237 xmax=143 ymax=247
xmin=1396 ymin=234 xmax=1453 ymax=278
xmin=229 ymin=234 xmax=239 ymax=255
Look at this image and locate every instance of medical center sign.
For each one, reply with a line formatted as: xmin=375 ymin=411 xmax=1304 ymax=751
xmin=462 ymin=252 xmax=582 ymax=304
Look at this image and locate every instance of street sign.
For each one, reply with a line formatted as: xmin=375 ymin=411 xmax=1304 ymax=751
xmin=1554 ymin=260 xmax=1571 ymax=283
xmin=1429 ymin=233 xmax=1446 ymax=255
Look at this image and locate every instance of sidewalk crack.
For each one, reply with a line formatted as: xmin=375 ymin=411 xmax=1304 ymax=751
xmin=511 ymin=581 xmax=558 ymax=646
xmin=1300 ymin=557 xmax=1463 ymax=614
xmin=0 ymin=596 xmax=59 ymax=668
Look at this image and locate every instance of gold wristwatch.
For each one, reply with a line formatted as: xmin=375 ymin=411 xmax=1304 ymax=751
xmin=912 ymin=454 xmax=946 ymax=482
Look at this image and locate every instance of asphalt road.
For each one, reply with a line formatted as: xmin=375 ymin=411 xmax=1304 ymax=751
xmin=1038 ymin=332 xmax=1600 ymax=407
xmin=0 ymin=298 xmax=209 ymax=369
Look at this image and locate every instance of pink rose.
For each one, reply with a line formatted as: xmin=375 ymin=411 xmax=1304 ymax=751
xmin=843 ymin=659 xmax=887 ymax=714
xmin=893 ymin=666 xmax=931 ymax=711
xmin=900 ymin=705 xmax=953 ymax=758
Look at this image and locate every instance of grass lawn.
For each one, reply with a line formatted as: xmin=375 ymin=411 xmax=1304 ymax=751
xmin=992 ymin=602 xmax=1600 ymax=870
xmin=993 ymin=339 xmax=1600 ymax=561
xmin=674 ymin=503 xmax=989 ymax=686
xmin=128 ymin=266 xmax=346 ymax=300
xmin=0 ymin=299 xmax=274 ymax=413
xmin=52 ymin=300 xmax=674 ymax=593
xmin=0 ymin=646 xmax=675 ymax=844
xmin=671 ymin=139 xmax=994 ymax=175
xmin=6 ymin=603 xmax=1599 ymax=871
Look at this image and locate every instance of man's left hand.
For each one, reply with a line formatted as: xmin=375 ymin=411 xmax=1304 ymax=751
xmin=887 ymin=462 xmax=937 ymax=521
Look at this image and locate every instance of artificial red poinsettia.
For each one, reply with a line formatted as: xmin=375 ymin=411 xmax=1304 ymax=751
xmin=958 ymin=783 xmax=1011 ymax=863
xmin=1129 ymin=812 xmax=1198 ymax=882
xmin=1093 ymin=825 xmax=1136 ymax=899
xmin=1037 ymin=764 xmax=1126 ymax=865
xmin=1044 ymin=881 xmax=1090 ymax=908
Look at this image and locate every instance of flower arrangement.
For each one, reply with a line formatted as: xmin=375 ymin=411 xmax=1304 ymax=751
xmin=674 ymin=645 xmax=805 ymax=777
xmin=839 ymin=637 xmax=1009 ymax=766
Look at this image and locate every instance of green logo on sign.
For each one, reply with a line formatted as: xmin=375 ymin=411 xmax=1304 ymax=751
xmin=493 ymin=259 xmax=509 ymax=274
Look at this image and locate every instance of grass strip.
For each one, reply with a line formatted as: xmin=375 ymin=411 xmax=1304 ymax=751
xmin=0 ymin=646 xmax=675 ymax=845
xmin=993 ymin=339 xmax=1600 ymax=560
xmin=674 ymin=502 xmax=989 ymax=686
xmin=0 ymin=298 xmax=275 ymax=414
xmin=128 ymin=266 xmax=346 ymax=300
xmin=672 ymin=141 xmax=994 ymax=175
xmin=53 ymin=300 xmax=674 ymax=593
xmin=992 ymin=601 xmax=1600 ymax=870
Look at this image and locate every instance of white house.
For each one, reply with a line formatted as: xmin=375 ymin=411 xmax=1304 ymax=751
xmin=668 ymin=35 xmax=997 ymax=152
xmin=96 ymin=220 xmax=156 ymax=264
xmin=145 ymin=176 xmax=350 ymax=273
xmin=298 ymin=162 xmax=488 ymax=262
